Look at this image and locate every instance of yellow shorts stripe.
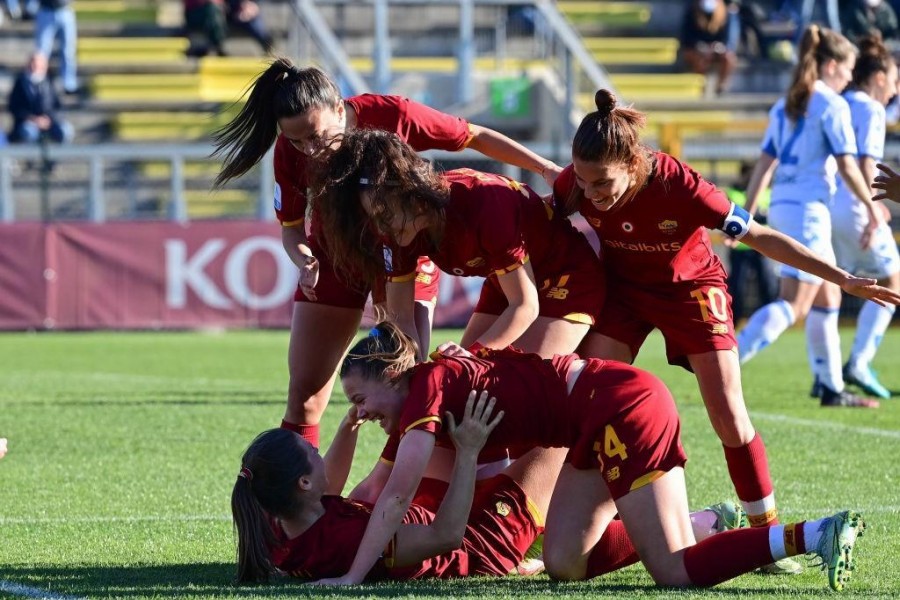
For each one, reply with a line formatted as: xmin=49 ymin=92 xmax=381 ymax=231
xmin=387 ymin=272 xmax=417 ymax=283
xmin=562 ymin=312 xmax=595 ymax=325
xmin=524 ymin=494 xmax=545 ymax=528
xmin=629 ymin=469 xmax=665 ymax=492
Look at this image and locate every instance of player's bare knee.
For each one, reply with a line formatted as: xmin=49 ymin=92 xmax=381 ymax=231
xmin=543 ymin=550 xmax=585 ymax=581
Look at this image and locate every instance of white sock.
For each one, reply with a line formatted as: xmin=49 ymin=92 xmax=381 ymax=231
xmin=850 ymin=302 xmax=895 ymax=368
xmin=806 ymin=307 xmax=843 ymax=392
xmin=738 ymin=299 xmax=795 ymax=364
xmin=803 ymin=518 xmax=827 ymax=554
xmin=768 ymin=525 xmax=786 ymax=560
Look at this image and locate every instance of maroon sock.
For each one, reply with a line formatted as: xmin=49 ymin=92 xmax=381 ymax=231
xmin=585 ymin=520 xmax=640 ymax=578
xmin=683 ymin=527 xmax=773 ymax=586
xmin=722 ymin=432 xmax=777 ymax=525
xmin=281 ymin=420 xmax=319 ymax=448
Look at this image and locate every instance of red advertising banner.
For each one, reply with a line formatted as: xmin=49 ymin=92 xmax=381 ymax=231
xmin=0 ymin=221 xmax=480 ymax=330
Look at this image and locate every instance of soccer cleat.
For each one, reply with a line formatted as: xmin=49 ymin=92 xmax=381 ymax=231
xmin=758 ymin=556 xmax=804 ymax=575
xmin=843 ymin=362 xmax=891 ymax=400
xmin=706 ymin=501 xmax=747 ymax=532
xmin=514 ymin=534 xmax=544 ymax=576
xmin=810 ymin=376 xmax=822 ymax=399
xmin=820 ymin=385 xmax=880 ymax=408
xmin=809 ymin=510 xmax=866 ymax=591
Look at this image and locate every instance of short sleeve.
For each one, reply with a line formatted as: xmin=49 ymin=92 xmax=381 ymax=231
xmin=822 ymin=99 xmax=858 ymax=157
xmin=274 ymin=135 xmax=310 ymax=226
xmin=551 ymin=164 xmax=581 ymax=217
xmin=855 ymin=102 xmax=886 ymax=161
xmin=397 ymin=97 xmax=473 ymax=151
xmin=474 ymin=182 xmax=529 ymax=275
xmin=760 ymin=104 xmax=782 ymax=158
xmin=398 ymin=364 xmax=451 ymax=437
xmin=678 ymin=160 xmax=733 ymax=230
xmin=383 ymin=239 xmax=421 ymax=283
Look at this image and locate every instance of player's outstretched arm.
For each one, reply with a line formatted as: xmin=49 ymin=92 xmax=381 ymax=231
xmin=742 ymin=221 xmax=900 ymax=306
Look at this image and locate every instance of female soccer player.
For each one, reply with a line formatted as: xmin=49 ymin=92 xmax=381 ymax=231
xmin=829 ymin=35 xmax=899 ymax=399
xmin=548 ymin=85 xmax=899 ymax=563
xmin=232 ymin=390 xmax=569 ymax=582
xmin=212 ymin=58 xmax=562 ymax=447
xmin=737 ymin=26 xmax=888 ymax=407
xmin=312 ymin=322 xmax=865 ymax=590
xmin=311 ymin=129 xmax=605 ymax=358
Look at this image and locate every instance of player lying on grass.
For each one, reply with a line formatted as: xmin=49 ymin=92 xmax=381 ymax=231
xmin=318 ymin=321 xmax=866 ymax=591
xmin=232 ymin=386 xmax=752 ymax=583
xmin=232 ymin=391 xmax=569 ymax=581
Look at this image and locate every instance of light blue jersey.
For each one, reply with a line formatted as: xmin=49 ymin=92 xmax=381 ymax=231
xmin=762 ymin=80 xmax=857 ymax=206
xmin=833 ymin=89 xmax=885 ymax=212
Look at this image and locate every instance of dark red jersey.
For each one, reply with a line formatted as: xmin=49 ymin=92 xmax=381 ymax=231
xmin=274 ymin=94 xmax=472 ymax=225
xmin=552 ymin=152 xmax=732 ymax=286
xmin=384 ymin=168 xmax=596 ymax=282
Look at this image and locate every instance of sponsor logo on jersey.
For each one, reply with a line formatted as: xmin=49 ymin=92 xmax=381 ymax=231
xmin=657 ymin=219 xmax=677 ymax=234
xmin=604 ymin=239 xmax=683 ymax=252
xmin=712 ymin=323 xmax=729 ymax=334
xmin=495 ymin=501 xmax=511 ymax=517
xmin=466 ymin=257 xmax=486 ymax=268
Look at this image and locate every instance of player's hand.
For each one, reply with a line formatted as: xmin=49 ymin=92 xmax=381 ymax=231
xmin=0 ymin=438 xmax=7 ymax=460
xmin=345 ymin=405 xmax=366 ymax=432
xmin=298 ymin=248 xmax=320 ymax=301
xmin=872 ymin=163 xmax=900 ymax=203
xmin=840 ymin=275 xmax=900 ymax=307
xmin=429 ymin=341 xmax=472 ymax=360
xmin=309 ymin=574 xmax=360 ymax=586
xmin=445 ymin=390 xmax=503 ymax=457
xmin=541 ymin=162 xmax=564 ymax=188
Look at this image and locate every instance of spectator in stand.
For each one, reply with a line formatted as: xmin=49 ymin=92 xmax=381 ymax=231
xmin=840 ymin=0 xmax=899 ymax=45
xmin=680 ymin=0 xmax=740 ymax=95
xmin=225 ymin=0 xmax=273 ymax=54
xmin=725 ymin=162 xmax=778 ymax=321
xmin=34 ymin=0 xmax=78 ymax=94
xmin=184 ymin=0 xmax=228 ymax=56
xmin=7 ymin=52 xmax=74 ymax=145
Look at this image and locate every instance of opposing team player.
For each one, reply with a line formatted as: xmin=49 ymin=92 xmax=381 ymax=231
xmin=737 ymin=26 xmax=888 ymax=407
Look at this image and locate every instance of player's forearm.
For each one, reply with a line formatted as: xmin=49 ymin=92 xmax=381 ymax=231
xmin=430 ymin=449 xmax=479 ymax=551
xmin=476 ymin=300 xmax=539 ymax=349
xmin=281 ymin=225 xmax=310 ymax=270
xmin=743 ymin=155 xmax=775 ymax=216
xmin=837 ymin=155 xmax=879 ymax=214
xmin=468 ymin=125 xmax=558 ymax=178
xmin=323 ymin=416 xmax=360 ymax=495
xmin=346 ymin=488 xmax=414 ymax=582
xmin=745 ymin=224 xmax=850 ymax=286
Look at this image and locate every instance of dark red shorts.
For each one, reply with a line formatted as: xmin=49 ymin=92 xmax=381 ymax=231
xmin=474 ymin=233 xmax=604 ymax=326
xmin=295 ymin=237 xmax=441 ymax=309
xmin=566 ymin=360 xmax=687 ymax=499
xmin=592 ymin=280 xmax=737 ymax=370
xmin=463 ymin=474 xmax=543 ymax=576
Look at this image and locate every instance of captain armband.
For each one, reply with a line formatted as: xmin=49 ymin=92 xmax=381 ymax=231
xmin=721 ymin=203 xmax=753 ymax=240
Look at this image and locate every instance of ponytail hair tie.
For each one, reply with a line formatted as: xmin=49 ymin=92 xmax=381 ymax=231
xmin=368 ymin=327 xmax=381 ymax=338
xmin=238 ymin=466 xmax=254 ymax=481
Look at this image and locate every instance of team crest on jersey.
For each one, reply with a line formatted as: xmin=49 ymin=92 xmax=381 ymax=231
xmin=495 ymin=501 xmax=511 ymax=517
xmin=622 ymin=222 xmax=634 ymax=233
xmin=383 ymin=246 xmax=393 ymax=272
xmin=466 ymin=257 xmax=486 ymax=268
xmin=658 ymin=220 xmax=677 ymax=234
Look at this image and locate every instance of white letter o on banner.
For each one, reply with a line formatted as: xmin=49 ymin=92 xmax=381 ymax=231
xmin=224 ymin=236 xmax=296 ymax=309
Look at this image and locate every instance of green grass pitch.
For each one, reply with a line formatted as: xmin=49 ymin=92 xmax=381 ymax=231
xmin=1 ymin=328 xmax=898 ymax=599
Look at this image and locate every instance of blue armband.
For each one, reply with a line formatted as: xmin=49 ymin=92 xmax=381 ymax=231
xmin=721 ymin=203 xmax=753 ymax=239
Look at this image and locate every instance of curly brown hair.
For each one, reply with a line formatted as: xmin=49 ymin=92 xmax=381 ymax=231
xmin=309 ymin=129 xmax=450 ymax=286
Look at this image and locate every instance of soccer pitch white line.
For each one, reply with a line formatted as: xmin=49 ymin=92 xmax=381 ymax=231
xmin=754 ymin=411 xmax=900 ymax=440
xmin=0 ymin=515 xmax=230 ymax=525
xmin=0 ymin=580 xmax=84 ymax=600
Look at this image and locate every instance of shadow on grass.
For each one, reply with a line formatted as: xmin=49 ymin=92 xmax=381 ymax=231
xmin=0 ymin=564 xmax=804 ymax=598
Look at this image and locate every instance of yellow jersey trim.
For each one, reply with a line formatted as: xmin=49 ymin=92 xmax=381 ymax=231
xmin=494 ymin=254 xmax=529 ymax=277
xmin=404 ymin=416 xmax=442 ymax=434
xmin=461 ymin=123 xmax=476 ymax=148
xmin=281 ymin=217 xmax=304 ymax=227
xmin=387 ymin=271 xmax=417 ymax=283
